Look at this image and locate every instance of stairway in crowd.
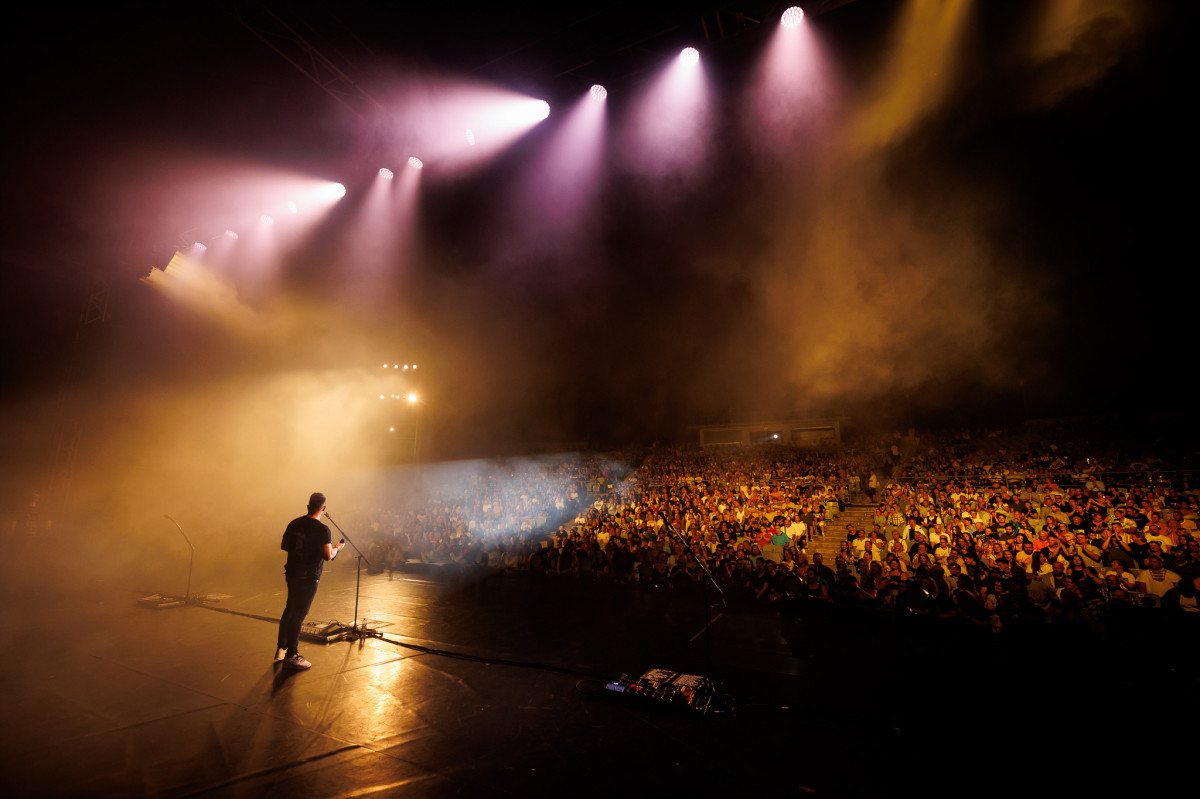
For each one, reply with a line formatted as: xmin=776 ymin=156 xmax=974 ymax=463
xmin=807 ymin=504 xmax=876 ymax=562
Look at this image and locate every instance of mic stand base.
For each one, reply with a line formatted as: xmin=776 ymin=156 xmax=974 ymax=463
xmin=331 ymin=621 xmax=387 ymax=643
xmin=137 ymin=593 xmax=223 ymax=610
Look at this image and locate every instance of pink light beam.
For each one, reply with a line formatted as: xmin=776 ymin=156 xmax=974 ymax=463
xmin=746 ymin=4 xmax=838 ymax=155
xmin=622 ymin=44 xmax=713 ymax=179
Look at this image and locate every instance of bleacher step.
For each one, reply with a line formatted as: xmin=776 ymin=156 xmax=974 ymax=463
xmin=804 ymin=504 xmax=875 ymax=560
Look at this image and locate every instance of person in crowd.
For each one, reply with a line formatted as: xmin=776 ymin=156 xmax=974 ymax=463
xmin=1137 ymin=555 xmax=1181 ymax=605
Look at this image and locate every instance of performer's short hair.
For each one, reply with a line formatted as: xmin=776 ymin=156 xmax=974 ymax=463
xmin=308 ymin=492 xmax=326 ymax=513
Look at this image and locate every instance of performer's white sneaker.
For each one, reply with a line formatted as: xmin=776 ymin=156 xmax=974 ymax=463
xmin=273 ymin=647 xmax=286 ymax=663
xmin=282 ymin=653 xmax=311 ymax=670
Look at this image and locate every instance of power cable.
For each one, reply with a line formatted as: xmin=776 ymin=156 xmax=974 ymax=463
xmin=199 ymin=603 xmax=611 ymax=681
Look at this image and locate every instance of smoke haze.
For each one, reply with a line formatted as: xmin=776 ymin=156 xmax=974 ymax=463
xmin=1 ymin=1 xmax=1192 ymax=603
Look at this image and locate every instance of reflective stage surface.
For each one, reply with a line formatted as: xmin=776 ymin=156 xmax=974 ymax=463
xmin=2 ymin=557 xmax=1192 ymax=797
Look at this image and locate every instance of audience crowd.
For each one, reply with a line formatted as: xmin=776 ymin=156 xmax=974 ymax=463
xmin=353 ymin=424 xmax=1200 ymax=638
xmin=350 ymin=457 xmax=615 ymax=577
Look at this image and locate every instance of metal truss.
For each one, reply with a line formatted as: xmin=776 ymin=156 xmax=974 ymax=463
xmin=221 ymin=0 xmax=383 ymax=118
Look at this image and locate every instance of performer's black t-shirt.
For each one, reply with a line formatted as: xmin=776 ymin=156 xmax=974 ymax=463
xmin=282 ymin=516 xmax=332 ymax=579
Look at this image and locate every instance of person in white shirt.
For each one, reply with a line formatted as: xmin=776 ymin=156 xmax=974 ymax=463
xmin=903 ymin=517 xmax=926 ymax=542
xmin=1136 ymin=555 xmax=1180 ymax=602
xmin=1144 ymin=523 xmax=1174 ymax=552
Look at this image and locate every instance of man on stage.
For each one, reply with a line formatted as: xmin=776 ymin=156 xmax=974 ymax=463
xmin=276 ymin=492 xmax=344 ymax=670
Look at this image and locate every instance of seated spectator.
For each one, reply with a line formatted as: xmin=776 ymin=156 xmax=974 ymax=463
xmin=1103 ymin=559 xmax=1137 ymax=591
xmin=1168 ymin=537 xmax=1199 ymax=582
xmin=798 ymin=566 xmax=830 ymax=601
xmin=811 ymin=552 xmax=835 ymax=584
xmin=1174 ymin=575 xmax=1200 ymax=613
xmin=1136 ymin=555 xmax=1181 ymax=604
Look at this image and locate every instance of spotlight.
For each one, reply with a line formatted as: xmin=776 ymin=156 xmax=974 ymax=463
xmin=590 ymin=84 xmax=608 ymax=102
xmin=408 ymin=156 xmax=424 ymax=170
xmin=781 ymin=6 xmax=804 ymax=28
xmin=383 ymin=364 xmax=389 ymax=368
xmin=379 ymin=167 xmax=394 ymax=180
xmin=321 ymin=182 xmax=347 ymax=200
xmin=193 ymin=242 xmax=207 ymax=252
xmin=465 ymin=129 xmax=476 ymax=146
xmin=406 ymin=393 xmax=418 ymax=403
xmin=261 ymin=215 xmax=275 ymax=226
xmin=380 ymin=395 xmax=385 ymax=399
xmin=403 ymin=364 xmax=409 ymax=370
xmin=680 ymin=47 xmax=700 ymax=66
xmin=224 ymin=230 xmax=239 ymax=239
xmin=533 ymin=100 xmax=551 ymax=120
xmin=286 ymin=200 xmax=298 ymax=214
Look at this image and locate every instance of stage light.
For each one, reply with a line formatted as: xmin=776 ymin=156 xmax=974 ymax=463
xmin=590 ymin=84 xmax=608 ymax=102
xmin=403 ymin=364 xmax=409 ymax=370
xmin=393 ymin=364 xmax=399 ymax=368
xmin=408 ymin=156 xmax=424 ymax=170
xmin=406 ymin=393 xmax=418 ymax=403
xmin=225 ymin=230 xmax=239 ymax=239
xmin=680 ymin=47 xmax=700 ymax=66
xmin=380 ymin=395 xmax=385 ymax=399
xmin=261 ymin=215 xmax=275 ymax=226
xmin=380 ymin=167 xmax=394 ymax=180
xmin=389 ymin=427 xmax=395 ymax=432
xmin=287 ymin=200 xmax=298 ymax=214
xmin=319 ymin=182 xmax=347 ymax=201
xmin=533 ymin=100 xmax=551 ymax=120
xmin=193 ymin=242 xmax=207 ymax=251
xmin=383 ymin=364 xmax=389 ymax=368
xmin=781 ymin=6 xmax=804 ymax=28
xmin=465 ymin=129 xmax=476 ymax=146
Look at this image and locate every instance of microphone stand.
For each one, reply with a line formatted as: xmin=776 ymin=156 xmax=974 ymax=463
xmin=164 ymin=514 xmax=195 ymax=602
xmin=659 ymin=511 xmax=726 ymax=695
xmin=323 ymin=512 xmax=380 ymax=641
xmin=138 ymin=515 xmax=219 ymax=609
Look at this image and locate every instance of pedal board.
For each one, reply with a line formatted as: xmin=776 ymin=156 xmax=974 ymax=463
xmin=299 ymin=619 xmax=392 ymax=644
xmin=300 ymin=620 xmax=346 ymax=644
xmin=604 ymin=668 xmax=726 ymax=715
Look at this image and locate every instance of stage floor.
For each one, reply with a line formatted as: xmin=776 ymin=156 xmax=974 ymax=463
xmin=2 ymin=558 xmax=1193 ymax=798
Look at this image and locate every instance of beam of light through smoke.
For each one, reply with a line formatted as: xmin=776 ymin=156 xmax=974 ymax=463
xmin=848 ymin=0 xmax=973 ymax=156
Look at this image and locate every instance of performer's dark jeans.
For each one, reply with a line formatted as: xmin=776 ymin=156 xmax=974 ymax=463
xmin=278 ymin=574 xmax=319 ymax=656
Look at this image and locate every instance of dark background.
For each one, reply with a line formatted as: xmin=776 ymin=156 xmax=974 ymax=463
xmin=3 ymin=1 xmax=1195 ymax=460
